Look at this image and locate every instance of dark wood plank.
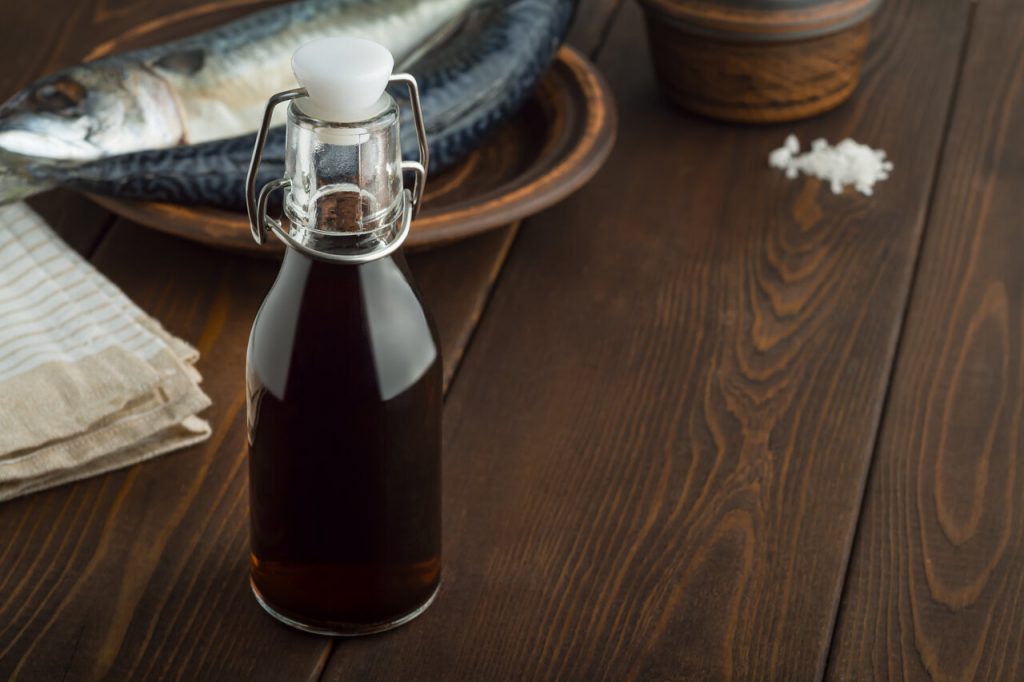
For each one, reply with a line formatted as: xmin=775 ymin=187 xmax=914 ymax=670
xmin=314 ymin=2 xmax=625 ymax=675
xmin=827 ymin=3 xmax=1024 ymax=679
xmin=0 ymin=0 xmax=282 ymax=98
xmin=0 ymin=212 xmax=526 ymax=679
xmin=321 ymin=0 xmax=972 ymax=679
xmin=27 ymin=190 xmax=114 ymax=257
xmin=409 ymin=225 xmax=519 ymax=390
xmin=567 ymin=0 xmax=624 ymax=57
xmin=0 ymin=1 xmax=616 ymax=679
xmin=0 ymin=226 xmax=322 ymax=681
xmin=0 ymin=13 xmax=552 ymax=682
xmin=0 ymin=229 xmax=288 ymax=680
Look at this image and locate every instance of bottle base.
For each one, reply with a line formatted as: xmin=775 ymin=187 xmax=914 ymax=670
xmin=250 ymin=576 xmax=440 ymax=636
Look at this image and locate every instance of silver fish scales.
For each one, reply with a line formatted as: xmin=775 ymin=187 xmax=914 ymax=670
xmin=6 ymin=0 xmax=575 ymax=210
xmin=0 ymin=0 xmax=475 ymax=162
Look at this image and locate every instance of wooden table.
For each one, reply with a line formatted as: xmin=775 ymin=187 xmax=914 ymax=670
xmin=2 ymin=0 xmax=1021 ymax=679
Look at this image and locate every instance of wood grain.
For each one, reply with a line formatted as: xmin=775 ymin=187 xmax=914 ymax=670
xmin=0 ymin=225 xmax=324 ymax=681
xmin=321 ymin=0 xmax=972 ymax=679
xmin=408 ymin=225 xmax=520 ymax=390
xmin=0 ymin=0 xmax=270 ymax=99
xmin=26 ymin=191 xmax=113 ymax=257
xmin=827 ymin=2 xmax=1024 ymax=678
xmin=638 ymin=0 xmax=879 ymax=38
xmin=0 ymin=4 xmax=623 ymax=681
xmin=641 ymin=12 xmax=872 ymax=123
xmin=0 ymin=216 xmax=523 ymax=679
xmin=319 ymin=0 xmax=628 ymax=676
xmin=636 ymin=0 xmax=880 ymax=123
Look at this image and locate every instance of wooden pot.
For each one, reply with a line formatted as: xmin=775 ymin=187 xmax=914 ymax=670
xmin=637 ymin=0 xmax=882 ymax=123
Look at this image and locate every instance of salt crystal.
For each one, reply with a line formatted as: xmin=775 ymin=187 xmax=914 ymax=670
xmin=768 ymin=134 xmax=893 ymax=196
xmin=769 ymin=146 xmax=792 ymax=169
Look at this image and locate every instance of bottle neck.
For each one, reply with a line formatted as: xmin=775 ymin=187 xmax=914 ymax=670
xmin=282 ymin=96 xmax=406 ymax=260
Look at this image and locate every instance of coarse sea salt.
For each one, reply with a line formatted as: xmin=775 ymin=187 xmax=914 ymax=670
xmin=769 ymin=134 xmax=893 ymax=196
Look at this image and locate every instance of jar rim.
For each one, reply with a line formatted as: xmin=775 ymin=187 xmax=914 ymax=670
xmin=637 ymin=0 xmax=881 ymax=41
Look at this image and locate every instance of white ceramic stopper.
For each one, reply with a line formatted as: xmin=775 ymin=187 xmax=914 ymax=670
xmin=291 ymin=37 xmax=394 ymax=124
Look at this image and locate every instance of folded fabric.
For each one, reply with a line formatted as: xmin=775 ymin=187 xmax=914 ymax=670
xmin=0 ymin=202 xmax=211 ymax=502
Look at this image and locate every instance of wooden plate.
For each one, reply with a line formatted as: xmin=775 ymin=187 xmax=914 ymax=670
xmin=88 ymin=45 xmax=616 ymax=252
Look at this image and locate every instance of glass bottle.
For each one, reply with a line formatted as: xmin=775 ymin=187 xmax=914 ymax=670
xmin=244 ymin=38 xmax=441 ymax=636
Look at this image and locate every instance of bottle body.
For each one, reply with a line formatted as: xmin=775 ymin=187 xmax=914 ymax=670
xmin=246 ymin=246 xmax=442 ymax=635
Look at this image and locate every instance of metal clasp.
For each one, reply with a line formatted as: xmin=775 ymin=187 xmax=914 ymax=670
xmin=246 ymin=87 xmax=305 ymax=245
xmin=245 ymin=73 xmax=429 ymax=249
xmin=389 ymin=73 xmax=428 ymax=217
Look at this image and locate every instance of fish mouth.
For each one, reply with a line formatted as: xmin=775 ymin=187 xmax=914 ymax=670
xmin=0 ymin=124 xmax=100 ymax=162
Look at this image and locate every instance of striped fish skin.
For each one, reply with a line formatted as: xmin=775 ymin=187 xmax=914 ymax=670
xmin=0 ymin=0 xmax=474 ymax=166
xmin=52 ymin=0 xmax=576 ymax=211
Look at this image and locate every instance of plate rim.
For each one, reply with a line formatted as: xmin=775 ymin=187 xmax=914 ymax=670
xmin=87 ymin=45 xmax=617 ymax=252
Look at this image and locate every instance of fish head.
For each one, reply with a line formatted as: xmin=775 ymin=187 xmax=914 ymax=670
xmin=0 ymin=61 xmax=184 ymax=163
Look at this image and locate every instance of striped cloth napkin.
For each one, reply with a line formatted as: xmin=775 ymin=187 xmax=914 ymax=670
xmin=0 ymin=202 xmax=211 ymax=502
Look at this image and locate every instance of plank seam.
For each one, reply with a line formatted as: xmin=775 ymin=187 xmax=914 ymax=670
xmin=590 ymin=0 xmax=626 ymax=60
xmin=310 ymin=226 xmax=523 ymax=678
xmin=313 ymin=6 xmax=629 ymax=678
xmin=439 ymin=223 xmax=522 ymax=400
xmin=819 ymin=3 xmax=979 ymax=678
xmin=84 ymin=213 xmax=119 ymax=261
xmin=440 ymin=0 xmax=627 ymax=401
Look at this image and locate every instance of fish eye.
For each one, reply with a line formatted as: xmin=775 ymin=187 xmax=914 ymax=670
xmin=32 ymin=77 xmax=86 ymax=115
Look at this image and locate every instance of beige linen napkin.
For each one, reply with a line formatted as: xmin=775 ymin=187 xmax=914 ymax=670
xmin=0 ymin=202 xmax=211 ymax=501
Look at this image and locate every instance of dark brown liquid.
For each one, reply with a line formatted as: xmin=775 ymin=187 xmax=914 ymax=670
xmin=246 ymin=246 xmax=441 ymax=632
